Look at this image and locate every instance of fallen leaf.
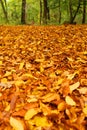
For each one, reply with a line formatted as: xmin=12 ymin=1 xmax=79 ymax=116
xmin=10 ymin=117 xmax=24 ymax=130
xmin=32 ymin=116 xmax=51 ymax=127
xmin=83 ymin=106 xmax=87 ymax=116
xmin=1 ymin=78 xmax=8 ymax=83
xmin=0 ymin=60 xmax=2 ymax=65
xmin=19 ymin=62 xmax=24 ymax=70
xmin=14 ymin=80 xmax=24 ymax=87
xmin=40 ymin=102 xmax=51 ymax=115
xmin=42 ymin=93 xmax=60 ymax=102
xmin=58 ymin=101 xmax=66 ymax=111
xmin=70 ymin=81 xmax=80 ymax=92
xmin=24 ymin=108 xmax=39 ymax=120
xmin=4 ymin=71 xmax=12 ymax=77
xmin=21 ymin=73 xmax=37 ymax=80
xmin=65 ymin=96 xmax=76 ymax=106
xmin=78 ymin=87 xmax=87 ymax=94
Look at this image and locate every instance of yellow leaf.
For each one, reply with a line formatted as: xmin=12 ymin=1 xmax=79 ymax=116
xmin=58 ymin=101 xmax=66 ymax=111
xmin=57 ymin=78 xmax=63 ymax=85
xmin=24 ymin=108 xmax=39 ymax=120
xmin=78 ymin=87 xmax=87 ymax=94
xmin=40 ymin=102 xmax=51 ymax=115
xmin=33 ymin=116 xmax=51 ymax=127
xmin=1 ymin=78 xmax=7 ymax=83
xmin=19 ymin=62 xmax=24 ymax=69
xmin=40 ymin=65 xmax=44 ymax=72
xmin=0 ymin=60 xmax=2 ymax=65
xmin=49 ymin=72 xmax=56 ymax=78
xmin=42 ymin=93 xmax=60 ymax=102
xmin=65 ymin=96 xmax=76 ymax=106
xmin=21 ymin=73 xmax=37 ymax=80
xmin=5 ymin=104 xmax=10 ymax=111
xmin=83 ymin=106 xmax=87 ymax=116
xmin=10 ymin=117 xmax=24 ymax=130
xmin=20 ymin=45 xmax=24 ymax=49
xmin=70 ymin=82 xmax=80 ymax=92
xmin=14 ymin=80 xmax=24 ymax=87
xmin=4 ymin=71 xmax=12 ymax=77
xmin=83 ymin=51 xmax=87 ymax=55
xmin=35 ymin=58 xmax=44 ymax=63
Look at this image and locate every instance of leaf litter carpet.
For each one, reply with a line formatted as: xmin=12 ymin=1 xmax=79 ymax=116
xmin=0 ymin=25 xmax=87 ymax=130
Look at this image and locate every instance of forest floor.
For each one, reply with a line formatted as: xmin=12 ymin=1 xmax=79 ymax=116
xmin=0 ymin=25 xmax=87 ymax=130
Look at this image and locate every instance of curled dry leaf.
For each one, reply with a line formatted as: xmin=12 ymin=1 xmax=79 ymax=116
xmin=10 ymin=117 xmax=24 ymax=130
xmin=65 ymin=96 xmax=76 ymax=106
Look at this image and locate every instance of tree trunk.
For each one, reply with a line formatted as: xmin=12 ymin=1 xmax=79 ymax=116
xmin=0 ymin=0 xmax=8 ymax=23
xmin=40 ymin=0 xmax=42 ymax=25
xmin=69 ymin=0 xmax=81 ymax=24
xmin=58 ymin=0 xmax=61 ymax=24
xmin=69 ymin=0 xmax=73 ymax=23
xmin=21 ymin=0 xmax=26 ymax=24
xmin=43 ymin=0 xmax=50 ymax=24
xmin=82 ymin=0 xmax=86 ymax=24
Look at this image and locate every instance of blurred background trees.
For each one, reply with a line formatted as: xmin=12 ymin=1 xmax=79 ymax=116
xmin=0 ymin=0 xmax=87 ymax=25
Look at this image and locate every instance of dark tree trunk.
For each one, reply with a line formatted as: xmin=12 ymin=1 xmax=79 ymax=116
xmin=69 ymin=0 xmax=81 ymax=24
xmin=43 ymin=0 xmax=50 ymax=24
xmin=0 ymin=0 xmax=8 ymax=23
xmin=21 ymin=0 xmax=26 ymax=24
xmin=40 ymin=0 xmax=42 ymax=25
xmin=69 ymin=0 xmax=73 ymax=23
xmin=58 ymin=0 xmax=61 ymax=24
xmin=82 ymin=0 xmax=86 ymax=24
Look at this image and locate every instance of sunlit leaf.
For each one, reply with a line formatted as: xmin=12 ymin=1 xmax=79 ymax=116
xmin=10 ymin=117 xmax=24 ymax=130
xmin=78 ymin=87 xmax=87 ymax=94
xmin=42 ymin=93 xmax=60 ymax=102
xmin=70 ymin=81 xmax=80 ymax=92
xmin=24 ymin=108 xmax=39 ymax=120
xmin=65 ymin=96 xmax=76 ymax=106
xmin=83 ymin=106 xmax=87 ymax=116
xmin=1 ymin=78 xmax=7 ymax=83
xmin=0 ymin=60 xmax=2 ymax=65
xmin=4 ymin=71 xmax=12 ymax=77
xmin=14 ymin=80 xmax=24 ymax=87
xmin=19 ymin=62 xmax=24 ymax=69
xmin=33 ymin=116 xmax=51 ymax=127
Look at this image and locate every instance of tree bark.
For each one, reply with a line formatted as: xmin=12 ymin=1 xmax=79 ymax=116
xmin=43 ymin=0 xmax=50 ymax=24
xmin=69 ymin=0 xmax=81 ymax=24
xmin=0 ymin=0 xmax=8 ymax=23
xmin=40 ymin=0 xmax=42 ymax=25
xmin=82 ymin=0 xmax=86 ymax=24
xmin=21 ymin=0 xmax=26 ymax=24
xmin=58 ymin=0 xmax=61 ymax=24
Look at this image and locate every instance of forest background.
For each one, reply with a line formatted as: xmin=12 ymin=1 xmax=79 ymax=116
xmin=0 ymin=0 xmax=87 ymax=25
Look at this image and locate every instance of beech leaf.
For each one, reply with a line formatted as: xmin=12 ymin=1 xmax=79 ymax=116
xmin=65 ymin=96 xmax=76 ymax=106
xmin=24 ymin=108 xmax=39 ymax=120
xmin=10 ymin=117 xmax=24 ymax=130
